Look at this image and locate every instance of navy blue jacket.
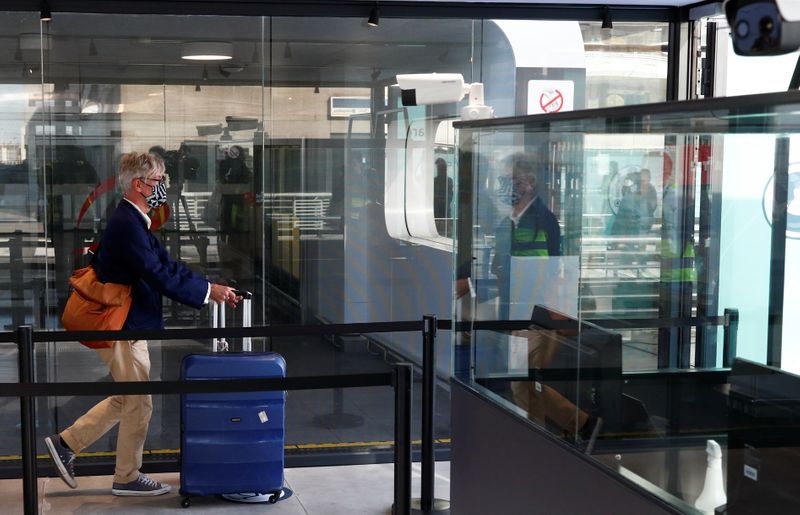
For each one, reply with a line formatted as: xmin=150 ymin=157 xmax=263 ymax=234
xmin=93 ymin=200 xmax=209 ymax=330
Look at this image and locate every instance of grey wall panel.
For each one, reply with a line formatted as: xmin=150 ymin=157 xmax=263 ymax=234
xmin=451 ymin=382 xmax=680 ymax=515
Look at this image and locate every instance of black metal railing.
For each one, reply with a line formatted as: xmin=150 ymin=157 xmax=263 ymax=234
xmin=447 ymin=311 xmax=740 ymax=369
xmin=0 ymin=321 xmax=432 ymax=515
xmin=0 ymin=311 xmax=741 ymax=514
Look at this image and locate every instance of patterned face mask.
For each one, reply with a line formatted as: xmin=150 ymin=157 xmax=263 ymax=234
xmin=496 ymin=175 xmax=524 ymax=206
xmin=141 ymin=177 xmax=167 ymax=209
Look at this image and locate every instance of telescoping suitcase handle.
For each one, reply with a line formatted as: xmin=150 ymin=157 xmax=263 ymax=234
xmin=209 ymin=290 xmax=252 ymax=352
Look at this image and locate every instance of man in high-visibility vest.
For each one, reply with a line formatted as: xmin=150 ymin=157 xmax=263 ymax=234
xmin=660 ymin=164 xmax=697 ymax=284
xmin=489 ymin=153 xmax=601 ymax=451
xmin=658 ymin=152 xmax=696 ymax=367
xmin=491 ymin=152 xmax=561 ymax=318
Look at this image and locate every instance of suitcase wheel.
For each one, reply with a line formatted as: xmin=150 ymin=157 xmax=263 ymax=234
xmin=269 ymin=491 xmax=280 ymax=504
xmin=181 ymin=497 xmax=191 ymax=508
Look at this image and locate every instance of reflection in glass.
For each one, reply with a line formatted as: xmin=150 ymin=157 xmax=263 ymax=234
xmin=456 ymin=92 xmax=800 ymax=512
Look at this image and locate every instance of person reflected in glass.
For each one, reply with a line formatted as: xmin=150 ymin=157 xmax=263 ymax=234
xmin=48 ymin=146 xmax=101 ymax=308
xmin=217 ymin=145 xmax=253 ymax=283
xmin=433 ymin=157 xmax=453 ymax=233
xmin=639 ymin=168 xmax=658 ymax=231
xmin=491 ymin=152 xmax=561 ymax=319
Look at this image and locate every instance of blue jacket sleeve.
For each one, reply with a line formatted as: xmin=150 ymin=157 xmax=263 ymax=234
xmin=116 ymin=229 xmax=209 ymax=309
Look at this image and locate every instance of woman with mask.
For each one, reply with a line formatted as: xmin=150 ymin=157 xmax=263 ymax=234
xmin=44 ymin=151 xmax=240 ymax=498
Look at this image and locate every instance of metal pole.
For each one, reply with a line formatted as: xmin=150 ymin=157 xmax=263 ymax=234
xmin=723 ymin=308 xmax=739 ymax=368
xmin=394 ymin=363 xmax=412 ymax=515
xmin=412 ymin=315 xmax=449 ymax=513
xmin=18 ymin=325 xmax=38 ymax=515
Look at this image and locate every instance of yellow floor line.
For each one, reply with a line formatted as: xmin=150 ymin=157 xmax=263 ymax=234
xmin=0 ymin=438 xmax=452 ymax=461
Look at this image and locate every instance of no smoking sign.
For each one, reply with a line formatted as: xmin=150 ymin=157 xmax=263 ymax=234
xmin=527 ymin=80 xmax=574 ymax=115
xmin=540 ymin=89 xmax=564 ymax=112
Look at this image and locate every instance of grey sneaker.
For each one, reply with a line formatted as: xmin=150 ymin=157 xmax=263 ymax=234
xmin=112 ymin=474 xmax=171 ymax=497
xmin=44 ymin=434 xmax=77 ymax=489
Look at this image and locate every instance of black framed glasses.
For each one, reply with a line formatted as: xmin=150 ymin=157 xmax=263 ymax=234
xmin=140 ymin=176 xmax=165 ymax=187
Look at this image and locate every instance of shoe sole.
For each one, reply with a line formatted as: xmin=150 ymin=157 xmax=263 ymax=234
xmin=44 ymin=437 xmax=77 ymax=489
xmin=111 ymin=487 xmax=171 ymax=497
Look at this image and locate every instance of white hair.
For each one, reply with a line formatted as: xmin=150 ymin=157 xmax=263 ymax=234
xmin=118 ymin=151 xmax=165 ymax=194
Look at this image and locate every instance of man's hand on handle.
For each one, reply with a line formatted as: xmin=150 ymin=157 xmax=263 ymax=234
xmin=210 ymin=283 xmax=242 ymax=308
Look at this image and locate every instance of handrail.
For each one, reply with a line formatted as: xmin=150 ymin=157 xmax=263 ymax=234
xmin=441 ymin=315 xmax=732 ymax=333
xmin=28 ymin=320 xmax=425 ymax=343
xmin=443 ymin=311 xmax=740 ymax=369
xmin=0 ymin=310 xmax=743 ymax=515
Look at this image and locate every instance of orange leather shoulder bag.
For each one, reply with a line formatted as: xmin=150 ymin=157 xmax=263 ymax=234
xmin=61 ymin=266 xmax=132 ymax=349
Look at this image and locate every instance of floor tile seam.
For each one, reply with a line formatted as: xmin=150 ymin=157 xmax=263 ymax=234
xmin=284 ymin=477 xmax=311 ymax=515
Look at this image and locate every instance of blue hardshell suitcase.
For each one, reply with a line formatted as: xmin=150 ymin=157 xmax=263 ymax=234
xmin=179 ymin=295 xmax=286 ymax=505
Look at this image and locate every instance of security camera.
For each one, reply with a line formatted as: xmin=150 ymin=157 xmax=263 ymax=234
xmin=396 ymin=73 xmax=468 ymax=106
xmin=395 ymin=73 xmax=493 ymax=120
xmin=725 ymin=0 xmax=800 ymax=55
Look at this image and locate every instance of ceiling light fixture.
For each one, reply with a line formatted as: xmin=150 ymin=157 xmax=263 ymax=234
xmin=367 ymin=3 xmax=380 ymax=28
xmin=601 ymin=7 xmax=613 ymax=30
xmin=181 ymin=41 xmax=233 ymax=61
xmin=40 ymin=1 xmax=51 ymax=22
xmin=89 ymin=39 xmax=98 ymax=56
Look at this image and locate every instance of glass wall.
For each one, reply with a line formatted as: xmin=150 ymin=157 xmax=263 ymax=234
xmin=455 ymin=92 xmax=800 ymax=512
xmin=0 ymin=9 xmax=673 ymax=474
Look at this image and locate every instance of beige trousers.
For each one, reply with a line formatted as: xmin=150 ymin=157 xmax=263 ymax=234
xmin=61 ymin=340 xmax=152 ymax=484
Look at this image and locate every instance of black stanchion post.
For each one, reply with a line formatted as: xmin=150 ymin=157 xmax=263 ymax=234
xmin=17 ymin=325 xmax=37 ymax=515
xmin=412 ymin=315 xmax=449 ymax=514
xmin=394 ymin=363 xmax=412 ymax=515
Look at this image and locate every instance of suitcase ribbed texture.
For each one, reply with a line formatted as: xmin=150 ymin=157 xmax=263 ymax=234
xmin=180 ymin=352 xmax=286 ymax=496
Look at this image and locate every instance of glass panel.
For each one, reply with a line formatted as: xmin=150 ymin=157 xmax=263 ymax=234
xmin=785 ymin=167 xmax=800 ymax=374
xmin=0 ymin=9 xmax=45 ymax=478
xmin=434 ymin=120 xmax=457 ymax=238
xmin=37 ymin=11 xmax=265 ymax=468
xmin=581 ymin=22 xmax=669 ymax=107
xmin=269 ymin=16 xmax=477 ymax=455
xmin=455 ymin=92 xmax=800 ymax=511
xmin=0 ymin=10 xmax=677 ymax=478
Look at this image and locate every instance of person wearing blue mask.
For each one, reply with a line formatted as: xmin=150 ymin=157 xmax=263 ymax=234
xmin=45 ymin=151 xmax=241 ymax=497
xmin=491 ymin=152 xmax=561 ymax=318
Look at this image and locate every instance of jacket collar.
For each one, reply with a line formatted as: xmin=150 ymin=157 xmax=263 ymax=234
xmin=122 ymin=198 xmax=152 ymax=230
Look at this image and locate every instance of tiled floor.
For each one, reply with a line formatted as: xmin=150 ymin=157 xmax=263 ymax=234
xmin=0 ymin=462 xmax=451 ymax=514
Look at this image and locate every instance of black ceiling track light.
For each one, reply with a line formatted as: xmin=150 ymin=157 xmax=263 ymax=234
xmin=367 ymin=3 xmax=379 ymax=28
xmin=40 ymin=1 xmax=51 ymax=22
xmin=602 ymin=6 xmax=613 ymax=30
